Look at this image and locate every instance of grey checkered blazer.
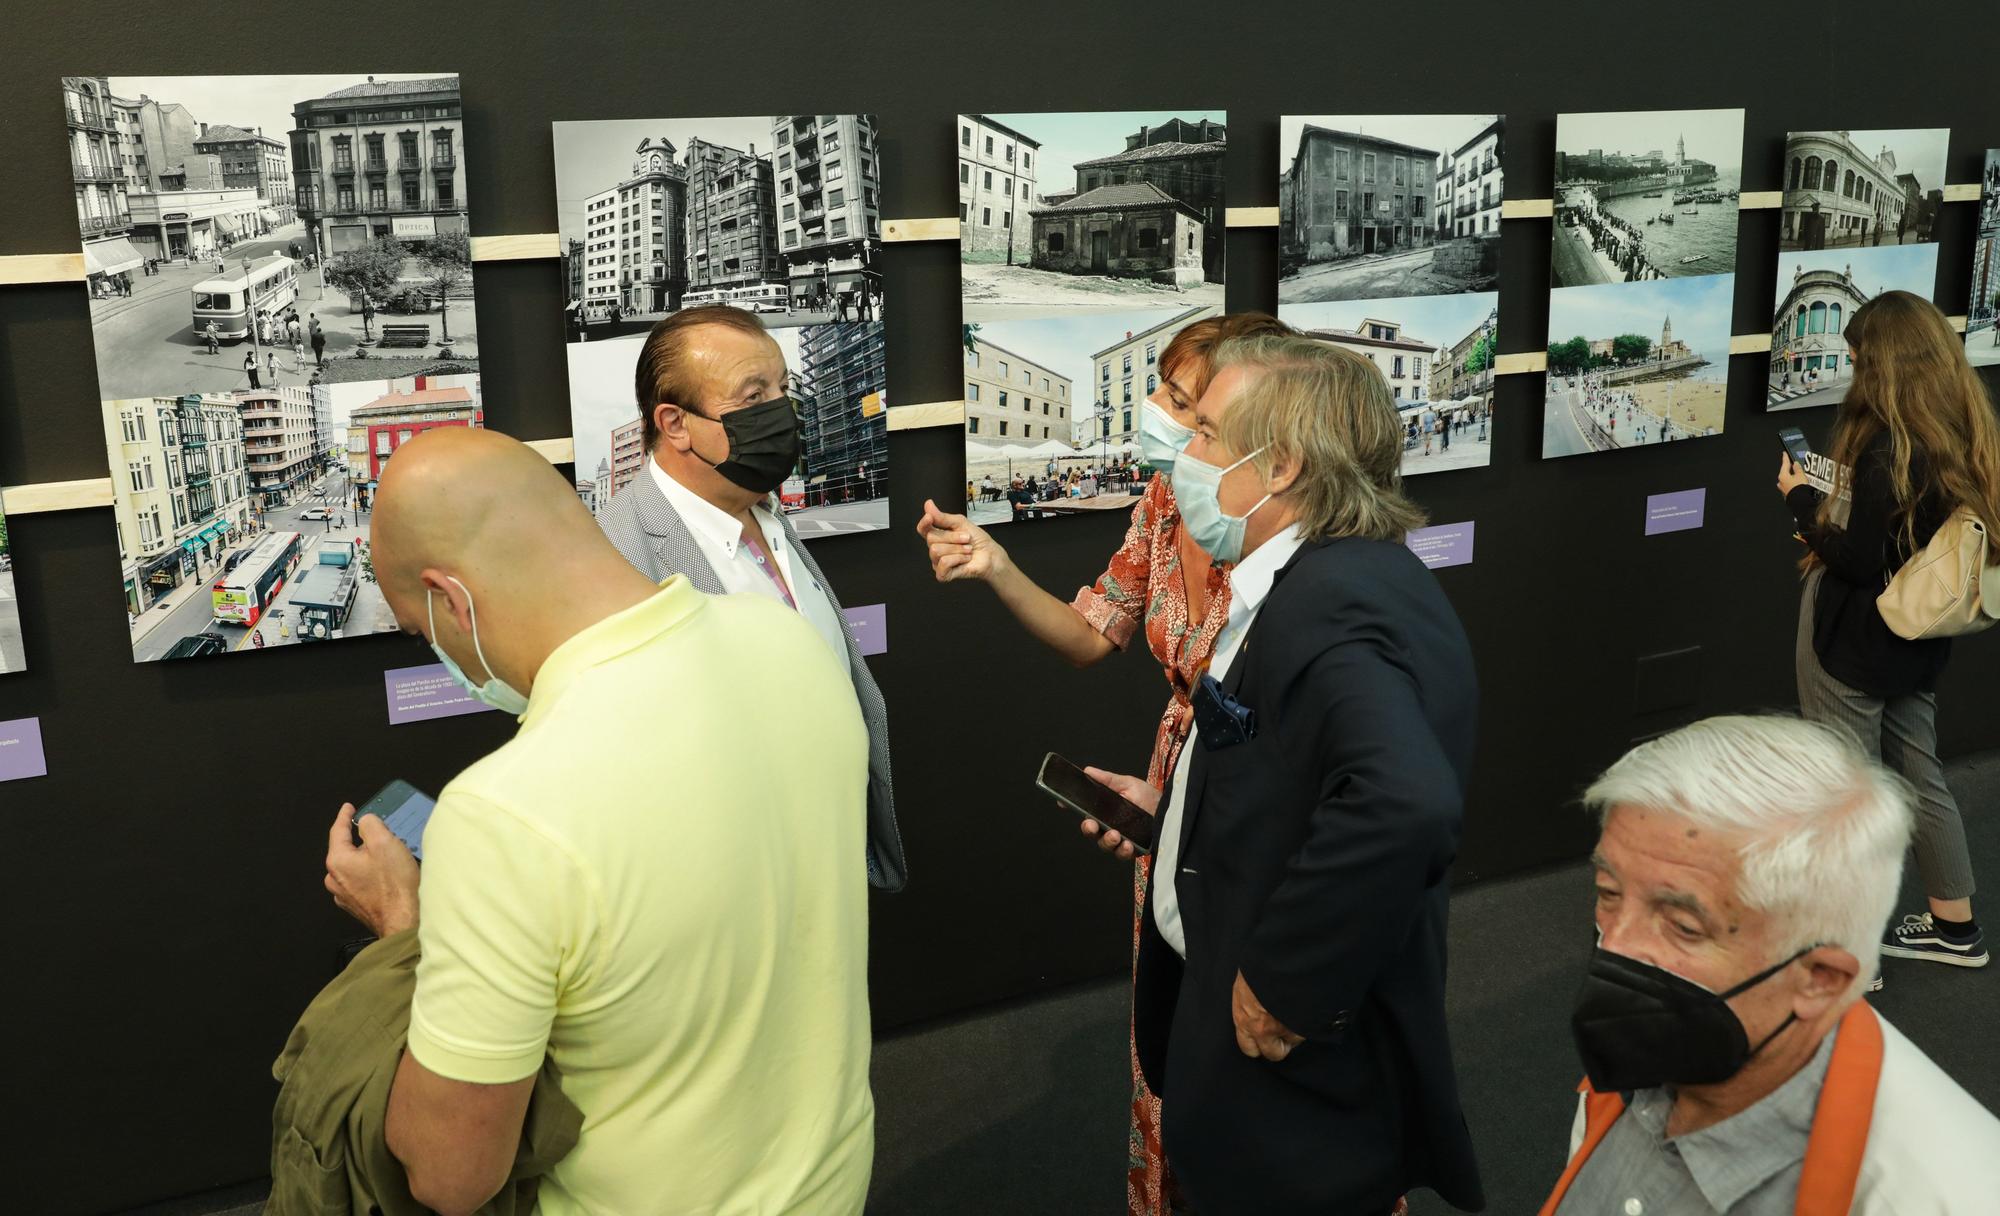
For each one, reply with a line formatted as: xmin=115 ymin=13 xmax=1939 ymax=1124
xmin=597 ymin=469 xmax=907 ymax=892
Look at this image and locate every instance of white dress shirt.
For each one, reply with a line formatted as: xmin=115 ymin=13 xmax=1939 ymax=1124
xmin=648 ymin=459 xmax=851 ymax=679
xmin=1153 ymin=523 xmax=1306 ymax=957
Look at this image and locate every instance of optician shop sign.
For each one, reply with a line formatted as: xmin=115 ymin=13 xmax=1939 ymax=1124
xmin=392 ymin=216 xmax=437 ymax=239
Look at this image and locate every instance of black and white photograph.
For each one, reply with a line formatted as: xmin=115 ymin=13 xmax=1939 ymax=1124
xmin=104 ymin=372 xmax=481 ymax=663
xmin=554 ymin=116 xmax=882 ymax=342
xmin=962 ymin=305 xmax=1214 ymax=525
xmin=1280 ymin=292 xmax=1499 ymax=476
xmin=1542 ymin=276 xmax=1734 ymax=459
xmin=1768 ymin=245 xmax=1939 ymax=411
xmin=1551 ymin=108 xmax=1746 ymax=288
xmin=64 ymin=74 xmax=478 ymax=403
xmin=567 ymin=322 xmax=889 ymax=537
xmin=958 ymin=112 xmax=1225 ymax=321
xmin=1968 ymin=149 xmax=2000 ymax=368
xmin=0 ymin=485 xmax=20 ymax=675
xmin=1278 ymin=114 xmax=1503 ymax=303
xmin=1778 ymin=128 xmax=1949 ymax=252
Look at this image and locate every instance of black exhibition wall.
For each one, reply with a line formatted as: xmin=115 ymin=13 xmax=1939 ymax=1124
xmin=4 ymin=1 xmax=1998 ymax=1209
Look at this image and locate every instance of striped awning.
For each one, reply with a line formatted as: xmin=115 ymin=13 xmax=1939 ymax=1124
xmin=83 ymin=237 xmax=144 ymax=277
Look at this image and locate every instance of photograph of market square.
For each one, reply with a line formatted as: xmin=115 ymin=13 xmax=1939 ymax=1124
xmin=1542 ymin=277 xmax=1733 ymax=459
xmin=1968 ymin=149 xmax=2000 ymax=368
xmin=555 ymin=115 xmax=882 ymax=341
xmin=1768 ymin=244 xmax=1940 ymax=411
xmin=1778 ymin=128 xmax=1948 ymax=253
xmin=962 ymin=305 xmax=1214 ymax=525
xmin=958 ymin=112 xmax=1225 ymax=321
xmin=1277 ymin=114 xmax=1503 ymax=303
xmin=65 ymin=73 xmax=479 ymax=403
xmin=1550 ymin=108 xmax=1745 ymax=288
xmin=566 ymin=323 xmax=888 ymax=537
xmin=105 ymin=373 xmax=481 ymax=662
xmin=1280 ymin=291 xmax=1499 ymax=475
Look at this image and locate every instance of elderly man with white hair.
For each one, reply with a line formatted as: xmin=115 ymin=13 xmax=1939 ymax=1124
xmin=1541 ymin=715 xmax=2000 ymax=1216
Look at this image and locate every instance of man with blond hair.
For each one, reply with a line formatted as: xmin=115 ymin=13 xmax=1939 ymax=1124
xmin=1544 ymin=715 xmax=2000 ymax=1214
xmin=1081 ymin=334 xmax=1484 ymax=1213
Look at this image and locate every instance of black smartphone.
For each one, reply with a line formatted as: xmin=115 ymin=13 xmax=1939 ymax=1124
xmin=1778 ymin=426 xmax=1813 ymax=470
xmin=351 ymin=779 xmax=438 ymax=860
xmin=1037 ymin=752 xmax=1157 ymax=853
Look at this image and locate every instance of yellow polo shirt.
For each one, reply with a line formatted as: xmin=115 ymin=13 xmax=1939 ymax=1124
xmin=408 ymin=577 xmax=874 ymax=1215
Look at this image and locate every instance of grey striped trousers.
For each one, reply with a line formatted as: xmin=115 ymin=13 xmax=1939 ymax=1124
xmin=1795 ymin=570 xmax=1978 ymax=900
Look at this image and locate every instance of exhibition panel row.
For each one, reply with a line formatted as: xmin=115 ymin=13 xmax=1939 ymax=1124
xmin=13 ymin=73 xmax=2000 ymax=679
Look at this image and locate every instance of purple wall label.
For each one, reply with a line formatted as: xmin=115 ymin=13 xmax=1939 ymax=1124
xmin=1407 ymin=521 xmax=1476 ymax=570
xmin=0 ymin=717 xmax=48 ymax=783
xmin=844 ymin=603 xmax=888 ymax=656
xmin=1645 ymin=488 xmax=1708 ymax=536
xmin=384 ymin=663 xmax=499 ymax=725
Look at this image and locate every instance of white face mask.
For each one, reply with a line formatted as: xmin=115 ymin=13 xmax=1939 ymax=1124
xmin=427 ymin=576 xmax=529 ymax=716
xmin=1170 ymin=446 xmax=1271 ymax=564
xmin=1138 ymin=397 xmax=1197 ymax=470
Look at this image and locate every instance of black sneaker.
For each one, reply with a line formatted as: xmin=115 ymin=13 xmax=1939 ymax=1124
xmin=1866 ymin=973 xmax=1885 ymax=992
xmin=1879 ymin=913 xmax=1991 ymax=968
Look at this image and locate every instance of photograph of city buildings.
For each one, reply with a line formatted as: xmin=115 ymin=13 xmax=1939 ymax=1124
xmin=105 ymin=373 xmax=480 ymax=663
xmin=1278 ymin=114 xmax=1503 ymax=303
xmin=962 ymin=305 xmax=1215 ymax=525
xmin=554 ymin=115 xmax=882 ymax=341
xmin=566 ymin=323 xmax=889 ymax=537
xmin=1768 ymin=244 xmax=1940 ymax=411
xmin=1551 ymin=109 xmax=1746 ymax=289
xmin=65 ymin=74 xmax=479 ymax=402
xmin=1280 ymin=292 xmax=1499 ymax=476
xmin=1968 ymin=149 xmax=2000 ymax=369
xmin=958 ymin=112 xmax=1225 ymax=321
xmin=1778 ymin=129 xmax=1948 ymax=253
xmin=0 ymin=486 xmax=20 ymax=675
xmin=1542 ymin=276 xmax=1734 ymax=459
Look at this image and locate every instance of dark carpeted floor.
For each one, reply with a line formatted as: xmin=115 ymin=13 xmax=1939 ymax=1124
xmin=127 ymin=751 xmax=2000 ymax=1216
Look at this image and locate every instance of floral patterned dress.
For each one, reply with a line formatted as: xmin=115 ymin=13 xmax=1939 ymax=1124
xmin=1070 ymin=474 xmax=1229 ymax=1216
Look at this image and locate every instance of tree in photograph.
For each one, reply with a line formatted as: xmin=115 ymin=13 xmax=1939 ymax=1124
xmin=420 ymin=231 xmax=472 ymax=344
xmin=1463 ymin=334 xmax=1495 ymax=374
xmin=1546 ymin=336 xmax=1591 ymax=377
xmin=1611 ymin=334 xmax=1653 ymax=364
xmin=325 ymin=237 xmax=407 ymax=316
xmin=962 ymin=322 xmax=982 ymax=355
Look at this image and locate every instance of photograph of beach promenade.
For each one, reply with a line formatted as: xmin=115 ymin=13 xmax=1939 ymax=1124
xmin=1542 ymin=276 xmax=1733 ymax=459
xmin=1551 ymin=109 xmax=1745 ymax=288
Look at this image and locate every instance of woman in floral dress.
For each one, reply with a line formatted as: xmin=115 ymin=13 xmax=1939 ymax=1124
xmin=918 ymin=311 xmax=1293 ymax=1216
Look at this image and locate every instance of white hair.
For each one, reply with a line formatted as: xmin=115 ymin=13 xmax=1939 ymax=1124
xmin=1583 ymin=715 xmax=1915 ymax=998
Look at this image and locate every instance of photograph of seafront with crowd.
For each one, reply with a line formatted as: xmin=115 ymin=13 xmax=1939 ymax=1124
xmin=554 ymin=115 xmax=883 ymax=342
xmin=1542 ymin=276 xmax=1732 ymax=459
xmin=1281 ymin=292 xmax=1499 ymax=476
xmin=1768 ymin=244 xmax=1940 ymax=412
xmin=1778 ymin=129 xmax=1948 ymax=253
xmin=1277 ymin=114 xmax=1503 ymax=304
xmin=1968 ymin=149 xmax=2000 ymax=369
xmin=1551 ymin=109 xmax=1745 ymax=288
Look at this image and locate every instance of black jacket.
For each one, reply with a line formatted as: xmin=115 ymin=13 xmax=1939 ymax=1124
xmin=1788 ymin=430 xmax=1951 ymax=697
xmin=1134 ymin=536 xmax=1484 ymax=1215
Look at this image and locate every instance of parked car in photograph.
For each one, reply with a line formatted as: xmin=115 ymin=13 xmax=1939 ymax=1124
xmin=161 ymin=631 xmax=229 ymax=660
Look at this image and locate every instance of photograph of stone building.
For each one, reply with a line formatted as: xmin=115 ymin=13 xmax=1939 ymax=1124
xmin=1542 ymin=276 xmax=1734 ymax=459
xmin=1768 ymin=245 xmax=1940 ymax=411
xmin=1278 ymin=114 xmax=1504 ymax=303
xmin=554 ymin=115 xmax=882 ymax=341
xmin=1964 ymin=149 xmax=1999 ymax=368
xmin=1778 ymin=129 xmax=1948 ymax=253
xmin=1551 ymin=109 xmax=1745 ymax=289
xmin=0 ymin=480 xmax=20 ymax=675
xmin=959 ymin=111 xmax=1225 ymax=321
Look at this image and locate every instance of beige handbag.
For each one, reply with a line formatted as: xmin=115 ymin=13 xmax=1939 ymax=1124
xmin=1876 ymin=508 xmax=2000 ymax=639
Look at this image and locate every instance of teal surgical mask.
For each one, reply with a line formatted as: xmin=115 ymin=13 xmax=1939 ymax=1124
xmin=1172 ymin=446 xmax=1271 ymax=564
xmin=427 ymin=576 xmax=529 ymax=716
xmin=1138 ymin=398 xmax=1197 ymax=470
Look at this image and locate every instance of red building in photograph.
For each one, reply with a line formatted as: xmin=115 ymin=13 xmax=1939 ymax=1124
xmin=343 ymin=378 xmax=482 ymax=507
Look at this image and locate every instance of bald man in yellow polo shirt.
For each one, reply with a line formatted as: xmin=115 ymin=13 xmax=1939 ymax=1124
xmin=322 ymin=428 xmax=874 ymax=1215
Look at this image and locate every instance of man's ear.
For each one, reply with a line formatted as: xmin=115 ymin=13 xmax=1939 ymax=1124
xmin=417 ymin=568 xmax=473 ymax=638
xmin=1796 ymin=944 xmax=1861 ymax=1018
xmin=653 ymin=401 xmax=694 ymax=452
xmin=1266 ymin=449 xmax=1303 ymax=497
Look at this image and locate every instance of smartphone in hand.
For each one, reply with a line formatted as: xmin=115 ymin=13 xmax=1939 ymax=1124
xmin=351 ymin=779 xmax=438 ymax=859
xmin=1778 ymin=426 xmax=1813 ymax=471
xmin=1037 ymin=752 xmax=1157 ymax=853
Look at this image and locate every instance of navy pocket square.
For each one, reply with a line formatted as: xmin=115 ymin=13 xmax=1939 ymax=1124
xmin=1193 ymin=673 xmax=1256 ymax=750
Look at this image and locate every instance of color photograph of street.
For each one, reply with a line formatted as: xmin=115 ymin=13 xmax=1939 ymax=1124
xmin=1768 ymin=244 xmax=1939 ymax=411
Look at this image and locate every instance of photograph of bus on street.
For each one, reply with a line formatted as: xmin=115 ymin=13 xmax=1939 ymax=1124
xmin=566 ymin=323 xmax=889 ymax=537
xmin=63 ymin=73 xmax=478 ymax=403
xmin=1767 ymin=244 xmax=1939 ymax=411
xmin=959 ymin=112 xmax=1225 ymax=321
xmin=105 ymin=372 xmax=481 ymax=663
xmin=1542 ymin=276 xmax=1733 ymax=459
xmin=554 ymin=115 xmax=883 ymax=343
xmin=1550 ymin=108 xmax=1746 ymax=289
xmin=1278 ymin=114 xmax=1503 ymax=304
xmin=0 ymin=486 xmax=21 ymax=675
xmin=1777 ymin=128 xmax=1948 ymax=253
xmin=1967 ymin=149 xmax=2000 ymax=369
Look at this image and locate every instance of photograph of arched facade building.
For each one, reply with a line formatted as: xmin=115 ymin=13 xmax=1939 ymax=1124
xmin=1967 ymin=148 xmax=2000 ymax=368
xmin=1767 ymin=243 xmax=1940 ymax=411
xmin=1778 ymin=128 xmax=1947 ymax=252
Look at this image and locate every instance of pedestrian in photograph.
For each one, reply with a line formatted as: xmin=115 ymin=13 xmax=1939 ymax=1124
xmin=245 ymin=351 xmax=261 ymax=390
xmin=310 ymin=318 xmax=326 ymax=368
xmin=205 ymin=321 xmax=220 ymax=356
xmin=266 ymin=348 xmax=279 ymax=385
xmin=292 ymin=327 xmax=307 ymax=372
xmin=360 ymin=295 xmax=375 ymax=341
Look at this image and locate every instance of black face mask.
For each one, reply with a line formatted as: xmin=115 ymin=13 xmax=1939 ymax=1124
xmin=1570 ymin=946 xmax=1808 ymax=1092
xmin=690 ymin=395 xmax=801 ymax=495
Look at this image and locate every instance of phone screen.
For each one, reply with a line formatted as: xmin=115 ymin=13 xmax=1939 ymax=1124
xmin=1037 ymin=753 xmax=1158 ymax=853
xmin=1778 ymin=426 xmax=1813 ymax=469
xmin=357 ymin=779 xmax=437 ymax=860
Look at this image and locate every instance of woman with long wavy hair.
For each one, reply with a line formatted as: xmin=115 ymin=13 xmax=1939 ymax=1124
xmin=1777 ymin=290 xmax=2000 ymax=984
xmin=917 ymin=312 xmax=1293 ymax=1216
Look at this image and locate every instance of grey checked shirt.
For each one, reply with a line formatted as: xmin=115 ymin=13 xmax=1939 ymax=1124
xmin=1556 ymin=1028 xmax=1838 ymax=1216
